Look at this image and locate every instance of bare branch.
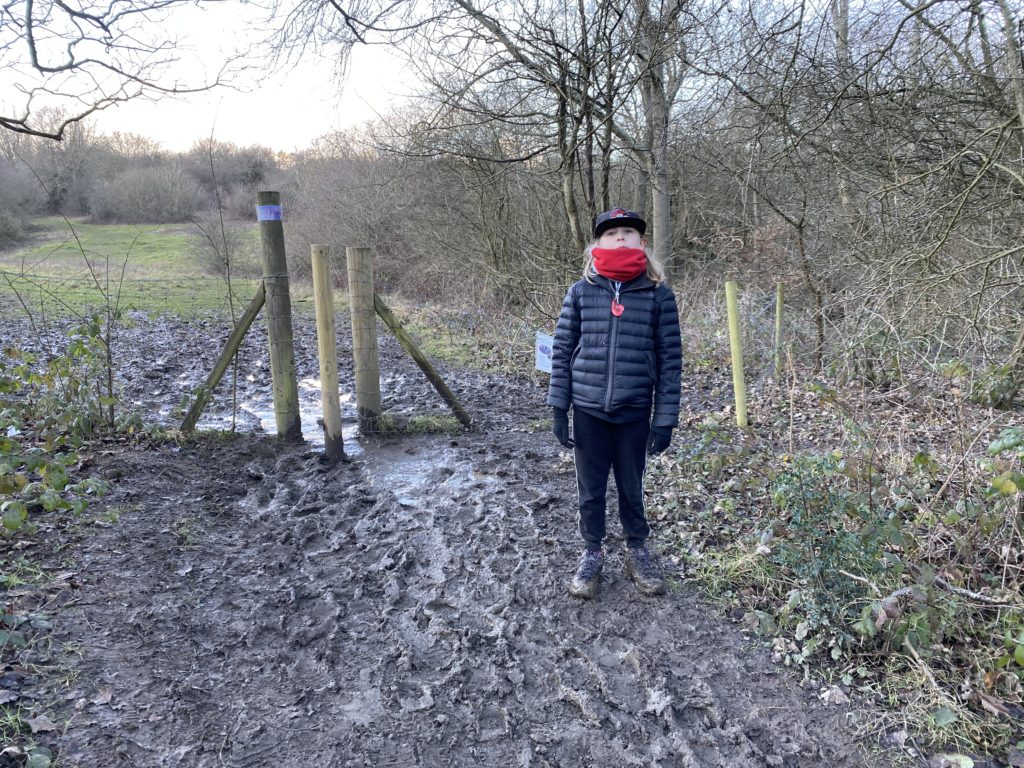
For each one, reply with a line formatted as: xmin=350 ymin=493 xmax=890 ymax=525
xmin=2 ymin=0 xmax=244 ymax=139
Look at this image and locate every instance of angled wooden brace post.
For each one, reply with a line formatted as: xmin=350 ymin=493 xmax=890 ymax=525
xmin=180 ymin=284 xmax=265 ymax=433
xmin=373 ymin=293 xmax=472 ymax=428
xmin=345 ymin=245 xmax=471 ymax=430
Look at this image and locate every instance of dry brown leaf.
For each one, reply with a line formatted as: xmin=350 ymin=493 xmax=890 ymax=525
xmin=976 ymin=691 xmax=1011 ymax=718
xmin=92 ymin=687 xmax=113 ymax=706
xmin=25 ymin=715 xmax=59 ymax=733
xmin=819 ymin=685 xmax=849 ymax=706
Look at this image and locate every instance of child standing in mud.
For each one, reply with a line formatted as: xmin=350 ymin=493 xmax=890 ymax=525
xmin=547 ymin=207 xmax=682 ymax=599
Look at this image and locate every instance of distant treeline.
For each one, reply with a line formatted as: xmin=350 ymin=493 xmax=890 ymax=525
xmin=0 ymin=121 xmax=282 ymax=240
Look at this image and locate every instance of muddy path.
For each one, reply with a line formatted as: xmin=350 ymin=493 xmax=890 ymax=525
xmin=5 ymin=311 xmax=888 ymax=767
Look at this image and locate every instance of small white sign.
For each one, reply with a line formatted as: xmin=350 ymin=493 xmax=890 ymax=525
xmin=535 ymin=331 xmax=554 ymax=373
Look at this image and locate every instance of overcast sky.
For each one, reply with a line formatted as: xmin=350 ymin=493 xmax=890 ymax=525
xmin=0 ymin=1 xmax=412 ymax=152
xmin=90 ymin=42 xmax=410 ymax=153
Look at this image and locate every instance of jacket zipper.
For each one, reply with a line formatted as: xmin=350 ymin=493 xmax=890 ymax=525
xmin=604 ymin=281 xmax=621 ymax=410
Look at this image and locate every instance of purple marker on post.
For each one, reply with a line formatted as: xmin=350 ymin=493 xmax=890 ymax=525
xmin=256 ymin=205 xmax=283 ymax=221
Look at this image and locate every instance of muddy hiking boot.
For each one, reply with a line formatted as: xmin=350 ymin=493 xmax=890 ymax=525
xmin=624 ymin=545 xmax=666 ymax=595
xmin=568 ymin=549 xmax=603 ymax=599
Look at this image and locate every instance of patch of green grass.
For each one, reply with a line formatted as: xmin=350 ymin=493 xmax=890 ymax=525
xmin=0 ymin=557 xmax=46 ymax=590
xmin=396 ymin=315 xmax=480 ymax=369
xmin=383 ymin=295 xmax=536 ymax=375
xmin=0 ymin=217 xmax=260 ymax=318
xmin=375 ymin=412 xmax=465 ymax=435
xmin=93 ymin=507 xmax=122 ymax=525
xmin=3 ymin=218 xmax=199 ymax=275
xmin=526 ymin=418 xmax=551 ymax=433
xmin=185 ymin=428 xmax=245 ymax=444
xmin=0 ymin=705 xmax=27 ymax=743
xmin=172 ymin=515 xmax=199 ymax=546
xmin=0 ymin=707 xmax=56 ymax=767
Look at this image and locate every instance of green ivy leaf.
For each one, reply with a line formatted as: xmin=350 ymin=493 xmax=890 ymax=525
xmin=37 ymin=488 xmax=67 ymax=513
xmin=0 ymin=630 xmax=27 ymax=647
xmin=991 ymin=473 xmax=1021 ymax=496
xmin=988 ymin=427 xmax=1024 ymax=456
xmin=931 ymin=707 xmax=958 ymax=727
xmin=942 ymin=511 xmax=962 ymax=526
xmin=2 ymin=501 xmax=27 ymax=531
xmin=40 ymin=463 xmax=69 ymax=491
xmin=858 ymin=605 xmax=877 ymax=637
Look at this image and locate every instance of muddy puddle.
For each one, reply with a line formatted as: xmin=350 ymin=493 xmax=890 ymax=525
xmin=196 ymin=378 xmax=365 ymax=455
xmin=2 ymin=312 xmax=894 ymax=767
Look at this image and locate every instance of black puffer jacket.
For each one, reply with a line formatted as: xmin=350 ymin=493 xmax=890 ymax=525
xmin=546 ymin=273 xmax=682 ymax=428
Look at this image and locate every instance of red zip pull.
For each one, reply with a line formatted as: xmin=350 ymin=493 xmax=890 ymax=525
xmin=611 ymin=283 xmax=624 ymax=316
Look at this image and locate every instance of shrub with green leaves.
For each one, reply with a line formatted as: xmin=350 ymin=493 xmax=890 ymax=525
xmin=767 ymin=453 xmax=900 ymax=657
xmin=655 ymin=400 xmax=1024 ymax=758
xmin=0 ymin=325 xmax=113 ymax=535
xmin=970 ymin=364 xmax=1020 ymax=409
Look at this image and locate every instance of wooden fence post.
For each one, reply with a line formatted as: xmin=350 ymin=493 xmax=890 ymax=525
xmin=346 ymin=246 xmax=382 ymax=433
xmin=257 ymin=191 xmax=302 ymax=443
xmin=180 ymin=284 xmax=265 ymax=433
xmin=374 ymin=293 xmax=473 ymax=427
xmin=725 ymin=280 xmax=748 ymax=428
xmin=774 ymin=281 xmax=784 ymax=381
xmin=310 ymin=245 xmax=345 ymax=462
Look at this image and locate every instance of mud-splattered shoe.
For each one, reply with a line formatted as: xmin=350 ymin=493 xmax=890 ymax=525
xmin=624 ymin=545 xmax=665 ymax=595
xmin=568 ymin=549 xmax=603 ymax=599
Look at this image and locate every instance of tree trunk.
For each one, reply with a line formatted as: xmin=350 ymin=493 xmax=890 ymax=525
xmin=648 ymin=75 xmax=673 ymax=269
xmin=636 ymin=1 xmax=677 ymax=268
xmin=557 ymin=85 xmax=587 ymax=253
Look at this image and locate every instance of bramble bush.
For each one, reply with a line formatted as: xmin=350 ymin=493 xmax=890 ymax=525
xmin=0 ymin=320 xmax=114 ymax=536
xmin=653 ymin=391 xmax=1024 ymax=758
xmin=768 ymin=453 xmax=896 ymax=662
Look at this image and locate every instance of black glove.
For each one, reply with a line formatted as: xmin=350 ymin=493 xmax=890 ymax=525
xmin=647 ymin=427 xmax=672 ymax=455
xmin=552 ymin=407 xmax=574 ymax=448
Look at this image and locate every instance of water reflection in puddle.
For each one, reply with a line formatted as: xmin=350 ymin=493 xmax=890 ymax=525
xmin=191 ymin=377 xmax=364 ymax=455
xmin=365 ymin=442 xmax=501 ymax=510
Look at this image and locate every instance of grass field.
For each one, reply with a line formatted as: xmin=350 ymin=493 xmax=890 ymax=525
xmin=0 ymin=218 xmax=262 ymax=318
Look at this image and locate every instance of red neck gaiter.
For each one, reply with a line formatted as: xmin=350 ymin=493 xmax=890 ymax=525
xmin=592 ymin=247 xmax=647 ymax=281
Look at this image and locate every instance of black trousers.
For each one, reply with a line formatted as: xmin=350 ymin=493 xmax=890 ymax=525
xmin=572 ymin=408 xmax=650 ymax=549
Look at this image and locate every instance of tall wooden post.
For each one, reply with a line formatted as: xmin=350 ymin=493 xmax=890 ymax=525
xmin=725 ymin=281 xmax=748 ymax=428
xmin=257 ymin=191 xmax=302 ymax=443
xmin=310 ymin=245 xmax=345 ymax=461
xmin=346 ymin=246 xmax=382 ymax=433
xmin=774 ymin=281 xmax=784 ymax=381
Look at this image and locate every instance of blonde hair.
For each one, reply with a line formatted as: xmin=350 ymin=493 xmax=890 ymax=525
xmin=583 ymin=241 xmax=667 ymax=285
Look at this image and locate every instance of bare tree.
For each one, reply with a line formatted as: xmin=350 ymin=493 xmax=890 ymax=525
xmin=374 ymin=0 xmax=704 ymax=265
xmin=0 ymin=0 xmax=242 ymax=140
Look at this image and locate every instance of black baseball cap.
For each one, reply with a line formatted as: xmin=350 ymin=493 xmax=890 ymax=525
xmin=594 ymin=207 xmax=646 ymax=238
